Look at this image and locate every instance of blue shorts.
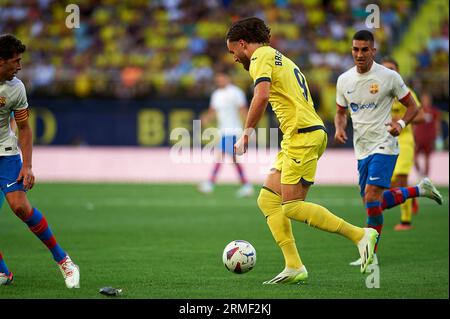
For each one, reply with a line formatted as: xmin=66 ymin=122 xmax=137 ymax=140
xmin=357 ymin=153 xmax=398 ymax=197
xmin=220 ymin=135 xmax=237 ymax=156
xmin=0 ymin=155 xmax=26 ymax=195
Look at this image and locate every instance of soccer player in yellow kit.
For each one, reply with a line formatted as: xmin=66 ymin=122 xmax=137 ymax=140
xmin=226 ymin=17 xmax=378 ymax=283
xmin=381 ymin=57 xmax=424 ymax=230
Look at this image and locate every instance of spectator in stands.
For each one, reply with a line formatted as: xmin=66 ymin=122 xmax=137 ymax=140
xmin=414 ymin=92 xmax=442 ymax=178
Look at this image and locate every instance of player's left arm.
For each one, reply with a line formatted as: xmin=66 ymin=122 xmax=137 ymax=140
xmin=386 ymin=93 xmax=419 ymax=136
xmin=392 ymin=90 xmax=425 ymax=123
xmin=15 ymin=109 xmax=35 ymax=190
xmin=386 ymin=72 xmax=419 ymax=136
xmin=235 ymin=81 xmax=270 ymax=155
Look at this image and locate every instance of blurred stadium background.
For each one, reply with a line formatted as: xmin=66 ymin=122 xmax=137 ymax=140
xmin=0 ymin=0 xmax=449 ymax=300
xmin=0 ymin=0 xmax=448 ymax=185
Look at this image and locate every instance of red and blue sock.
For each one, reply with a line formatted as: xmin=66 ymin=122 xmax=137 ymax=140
xmin=366 ymin=201 xmax=383 ymax=252
xmin=381 ymin=187 xmax=420 ymax=210
xmin=22 ymin=208 xmax=67 ymax=263
xmin=234 ymin=163 xmax=247 ymax=184
xmin=0 ymin=252 xmax=10 ymax=276
xmin=209 ymin=163 xmax=221 ymax=183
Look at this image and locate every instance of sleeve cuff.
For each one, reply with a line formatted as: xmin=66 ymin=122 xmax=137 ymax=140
xmin=254 ymin=77 xmax=271 ymax=86
xmin=399 ymin=91 xmax=411 ymax=103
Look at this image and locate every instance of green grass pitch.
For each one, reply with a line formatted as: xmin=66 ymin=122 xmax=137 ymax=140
xmin=0 ymin=183 xmax=448 ymax=299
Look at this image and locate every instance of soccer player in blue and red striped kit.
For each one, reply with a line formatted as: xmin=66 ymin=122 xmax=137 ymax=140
xmin=0 ymin=34 xmax=80 ymax=288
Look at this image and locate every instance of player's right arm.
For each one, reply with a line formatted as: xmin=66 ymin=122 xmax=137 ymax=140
xmin=334 ymin=105 xmax=348 ymax=144
xmin=234 ymin=81 xmax=270 ymax=155
xmin=235 ymin=47 xmax=273 ymax=155
xmin=334 ymin=76 xmax=348 ymax=144
xmin=12 ymin=83 xmax=35 ymax=190
xmin=15 ymin=109 xmax=35 ymax=190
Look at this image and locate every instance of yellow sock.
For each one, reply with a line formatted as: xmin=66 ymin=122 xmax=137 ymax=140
xmin=400 ymin=199 xmax=412 ymax=223
xmin=283 ymin=200 xmax=364 ymax=244
xmin=257 ymin=188 xmax=303 ymax=269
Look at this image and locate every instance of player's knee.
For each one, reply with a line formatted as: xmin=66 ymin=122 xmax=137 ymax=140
xmin=256 ymin=190 xmax=264 ymax=209
xmin=365 ymin=193 xmax=379 ymax=203
xmin=365 ymin=187 xmax=383 ymax=203
xmin=10 ymin=202 xmax=32 ymax=221
xmin=12 ymin=206 xmax=31 ymax=221
xmin=257 ymin=190 xmax=270 ymax=217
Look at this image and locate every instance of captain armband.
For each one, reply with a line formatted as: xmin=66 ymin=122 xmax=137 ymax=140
xmin=14 ymin=108 xmax=29 ymax=122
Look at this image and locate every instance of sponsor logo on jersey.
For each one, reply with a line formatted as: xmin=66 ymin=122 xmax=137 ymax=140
xmin=370 ymin=83 xmax=379 ymax=94
xmin=350 ymin=102 xmax=377 ymax=112
xmin=0 ymin=96 xmax=6 ymax=107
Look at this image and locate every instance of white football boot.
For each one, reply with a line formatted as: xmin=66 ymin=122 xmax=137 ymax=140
xmin=355 ymin=228 xmax=378 ymax=273
xmin=263 ymin=265 xmax=308 ymax=284
xmin=58 ymin=256 xmax=80 ymax=289
xmin=0 ymin=272 xmax=13 ymax=286
xmin=236 ymin=183 xmax=254 ymax=198
xmin=349 ymin=253 xmax=379 ymax=268
xmin=198 ymin=181 xmax=214 ymax=194
xmin=417 ymin=178 xmax=443 ymax=205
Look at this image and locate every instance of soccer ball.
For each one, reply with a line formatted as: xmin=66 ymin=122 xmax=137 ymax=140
xmin=222 ymin=240 xmax=256 ymax=274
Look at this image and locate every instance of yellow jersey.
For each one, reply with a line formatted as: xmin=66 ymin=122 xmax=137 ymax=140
xmin=391 ymin=88 xmax=421 ymax=144
xmin=249 ymin=46 xmax=323 ymax=137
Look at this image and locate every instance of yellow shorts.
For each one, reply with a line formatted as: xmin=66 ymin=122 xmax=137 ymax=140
xmin=393 ymin=140 xmax=414 ymax=177
xmin=273 ymin=129 xmax=327 ymax=185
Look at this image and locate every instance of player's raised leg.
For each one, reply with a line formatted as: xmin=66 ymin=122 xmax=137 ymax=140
xmin=391 ymin=175 xmax=414 ymax=230
xmin=382 ymin=178 xmax=443 ymax=210
xmin=257 ymin=168 xmax=307 ymax=284
xmin=5 ymin=190 xmax=80 ymax=288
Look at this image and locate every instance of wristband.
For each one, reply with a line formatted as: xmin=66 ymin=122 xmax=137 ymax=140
xmin=243 ymin=127 xmax=256 ymax=137
xmin=397 ymin=119 xmax=406 ymax=129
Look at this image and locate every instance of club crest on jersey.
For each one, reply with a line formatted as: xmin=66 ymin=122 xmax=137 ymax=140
xmin=0 ymin=96 xmax=6 ymax=107
xmin=370 ymin=84 xmax=379 ymax=94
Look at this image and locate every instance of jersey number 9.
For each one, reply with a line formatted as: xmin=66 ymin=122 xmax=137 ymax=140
xmin=294 ymin=68 xmax=309 ymax=102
